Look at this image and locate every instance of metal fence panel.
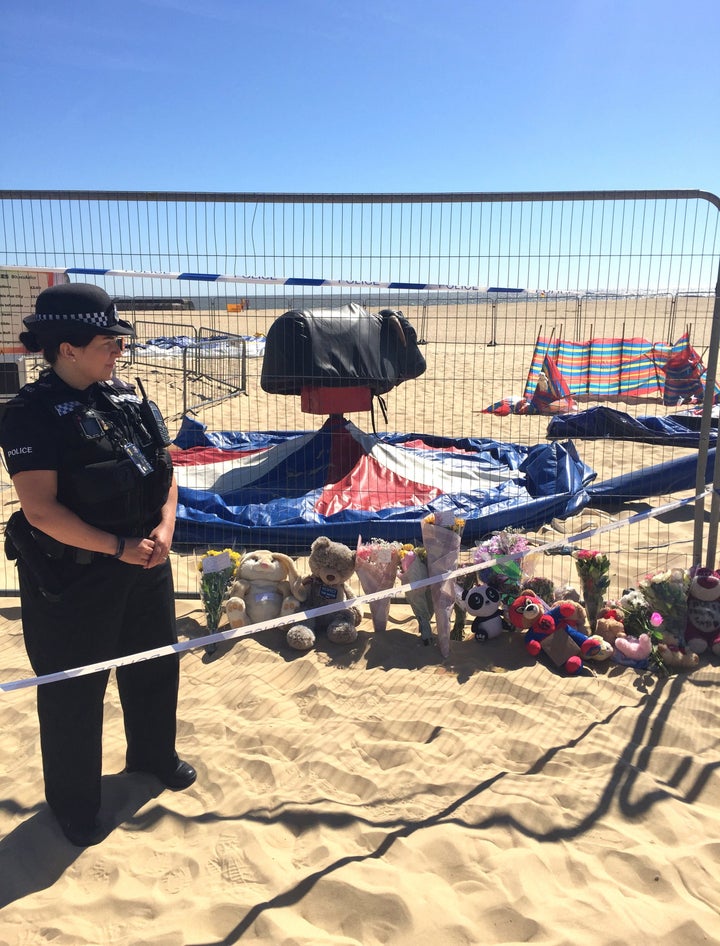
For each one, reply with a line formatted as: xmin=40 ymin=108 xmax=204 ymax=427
xmin=1 ymin=189 xmax=719 ymax=596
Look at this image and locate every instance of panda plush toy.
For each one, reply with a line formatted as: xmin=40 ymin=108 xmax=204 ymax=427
xmin=459 ymin=581 xmax=504 ymax=642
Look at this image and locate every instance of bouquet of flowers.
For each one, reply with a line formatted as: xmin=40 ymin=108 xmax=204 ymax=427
xmin=615 ymin=589 xmax=651 ymax=635
xmin=422 ymin=511 xmax=465 ymax=658
xmin=573 ymin=550 xmax=611 ymax=633
xmin=398 ymin=544 xmax=434 ymax=644
xmin=197 ymin=548 xmax=241 ymax=651
xmin=638 ymin=567 xmax=690 ymax=643
xmin=355 ymin=537 xmax=402 ymax=633
xmin=522 ymin=575 xmax=556 ymax=606
xmin=473 ymin=529 xmax=530 ymax=605
xmin=616 ymin=588 xmax=669 ymax=675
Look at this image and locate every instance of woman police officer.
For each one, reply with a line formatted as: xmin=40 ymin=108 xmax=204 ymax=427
xmin=0 ymin=283 xmax=196 ymax=847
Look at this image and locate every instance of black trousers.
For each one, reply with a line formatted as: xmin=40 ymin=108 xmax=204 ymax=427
xmin=18 ymin=556 xmax=180 ymax=827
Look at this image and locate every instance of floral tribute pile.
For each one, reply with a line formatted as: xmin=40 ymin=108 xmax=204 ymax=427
xmin=568 ymin=553 xmax=699 ymax=674
xmin=194 ymin=530 xmax=714 ymax=676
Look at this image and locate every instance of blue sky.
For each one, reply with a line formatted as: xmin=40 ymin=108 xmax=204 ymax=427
xmin=1 ymin=0 xmax=719 ymax=196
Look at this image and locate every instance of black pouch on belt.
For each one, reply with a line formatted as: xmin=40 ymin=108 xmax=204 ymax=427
xmin=4 ymin=511 xmax=64 ymax=601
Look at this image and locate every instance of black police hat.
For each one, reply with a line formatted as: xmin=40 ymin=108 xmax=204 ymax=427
xmin=23 ymin=283 xmax=135 ymax=337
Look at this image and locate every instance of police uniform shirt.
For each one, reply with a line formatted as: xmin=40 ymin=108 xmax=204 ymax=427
xmin=0 ymin=370 xmax=172 ymax=536
xmin=1 ymin=374 xmax=75 ymax=476
xmin=1 ymin=371 xmax=115 ymax=476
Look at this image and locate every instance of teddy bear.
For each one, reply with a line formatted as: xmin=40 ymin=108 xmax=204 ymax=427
xmin=685 ymin=566 xmax=720 ymax=656
xmin=225 ymin=550 xmax=306 ymax=630
xmin=506 ymin=591 xmax=558 ymax=652
xmin=286 ymin=536 xmax=362 ymax=651
xmin=507 ymin=593 xmax=609 ymax=674
xmin=457 ymin=581 xmax=503 ymax=642
xmin=656 ymin=631 xmax=700 ymax=670
xmin=594 ymin=605 xmax=626 ymax=646
xmin=551 ymin=599 xmax=589 ymax=635
xmin=591 ymin=600 xmax=653 ymax=668
xmin=547 ymin=600 xmax=613 ymax=662
xmin=595 ymin=599 xmax=695 ymax=671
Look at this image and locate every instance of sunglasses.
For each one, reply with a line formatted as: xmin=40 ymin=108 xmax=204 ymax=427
xmin=94 ymin=336 xmax=126 ymax=353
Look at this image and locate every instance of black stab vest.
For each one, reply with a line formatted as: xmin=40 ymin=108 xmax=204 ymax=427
xmin=14 ymin=374 xmax=173 ymax=536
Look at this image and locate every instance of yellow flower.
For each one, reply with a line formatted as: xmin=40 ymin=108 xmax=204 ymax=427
xmin=197 ymin=548 xmax=242 ymax=576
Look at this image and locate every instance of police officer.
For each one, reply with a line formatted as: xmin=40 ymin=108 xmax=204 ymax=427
xmin=0 ymin=283 xmax=196 ymax=847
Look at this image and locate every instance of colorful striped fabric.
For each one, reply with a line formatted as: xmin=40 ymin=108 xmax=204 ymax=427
xmin=524 ymin=336 xmax=671 ymax=400
xmin=657 ymin=333 xmax=706 ymax=406
xmin=528 ymin=354 xmax=576 ymax=413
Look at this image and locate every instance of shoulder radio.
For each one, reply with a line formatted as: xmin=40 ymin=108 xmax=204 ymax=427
xmin=135 ymin=377 xmax=172 ymax=447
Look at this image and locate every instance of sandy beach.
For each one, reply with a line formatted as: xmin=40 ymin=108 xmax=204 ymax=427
xmin=0 ymin=294 xmax=719 ymax=944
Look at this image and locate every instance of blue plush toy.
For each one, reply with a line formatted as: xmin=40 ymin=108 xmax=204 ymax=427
xmin=507 ymin=594 xmax=610 ymax=675
xmin=459 ymin=581 xmax=504 ymax=642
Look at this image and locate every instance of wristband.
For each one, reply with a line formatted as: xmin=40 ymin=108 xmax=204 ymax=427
xmin=112 ymin=536 xmax=126 ymax=559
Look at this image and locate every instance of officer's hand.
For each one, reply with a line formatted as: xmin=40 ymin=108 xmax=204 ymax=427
xmin=121 ymin=537 xmax=155 ymax=567
xmin=146 ymin=523 xmax=173 ymax=569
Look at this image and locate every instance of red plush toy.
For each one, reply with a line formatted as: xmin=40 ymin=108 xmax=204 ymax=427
xmin=686 ymin=566 xmax=720 ymax=656
xmin=507 ymin=593 xmax=606 ymax=675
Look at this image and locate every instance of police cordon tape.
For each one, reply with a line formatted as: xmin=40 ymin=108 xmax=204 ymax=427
xmin=3 ymin=264 xmax=529 ymax=296
xmin=0 ymin=490 xmax=709 ymax=693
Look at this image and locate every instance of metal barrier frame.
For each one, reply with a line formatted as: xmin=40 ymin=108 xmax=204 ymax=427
xmin=130 ymin=319 xmax=247 ymax=418
xmin=1 ymin=187 xmax=719 ymax=588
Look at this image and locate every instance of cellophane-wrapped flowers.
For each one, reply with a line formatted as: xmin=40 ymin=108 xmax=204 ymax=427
xmin=398 ymin=545 xmax=434 ymax=644
xmin=617 ymin=588 xmax=654 ymax=637
xmin=355 ymin=537 xmax=402 ymax=633
xmin=422 ymin=512 xmax=465 ymax=658
xmin=198 ymin=548 xmax=241 ymax=635
xmin=638 ymin=567 xmax=690 ymax=643
xmin=472 ymin=528 xmax=530 ymax=605
xmin=573 ymin=550 xmax=611 ymax=633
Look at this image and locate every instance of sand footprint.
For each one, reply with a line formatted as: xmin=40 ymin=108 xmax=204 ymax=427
xmin=159 ymin=863 xmax=196 ymax=895
xmin=146 ymin=850 xmax=199 ymax=894
xmin=210 ymin=834 xmax=258 ymax=885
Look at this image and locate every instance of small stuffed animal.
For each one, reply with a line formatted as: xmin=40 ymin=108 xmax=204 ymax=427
xmin=506 ymin=593 xmax=582 ymax=671
xmin=685 ymin=566 xmax=720 ymax=656
xmin=458 ymin=581 xmax=503 ymax=642
xmin=506 ymin=592 xmax=555 ymax=653
xmin=551 ymin=599 xmax=589 ymax=636
xmin=507 ymin=594 xmax=606 ymax=675
xmin=546 ymin=602 xmax=611 ymax=665
xmin=225 ymin=550 xmax=305 ymax=629
xmin=595 ymin=605 xmax=626 ymax=646
xmin=614 ymin=633 xmax=653 ymax=664
xmin=656 ymin=631 xmax=700 ymax=670
xmin=286 ymin=536 xmax=362 ymax=651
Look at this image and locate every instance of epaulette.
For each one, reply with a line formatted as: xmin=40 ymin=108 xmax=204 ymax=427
xmin=19 ymin=373 xmax=53 ymax=396
xmin=102 ymin=376 xmax=135 ymax=395
xmin=98 ymin=378 xmax=142 ymax=410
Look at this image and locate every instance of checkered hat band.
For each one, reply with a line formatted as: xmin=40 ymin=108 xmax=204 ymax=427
xmin=33 ymin=311 xmax=114 ymax=328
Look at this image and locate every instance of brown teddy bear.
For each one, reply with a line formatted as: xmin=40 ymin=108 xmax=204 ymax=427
xmin=656 ymin=632 xmax=700 ymax=670
xmin=225 ymin=550 xmax=306 ymax=629
xmin=594 ymin=606 xmax=627 ymax=646
xmin=286 ymin=536 xmax=362 ymax=651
